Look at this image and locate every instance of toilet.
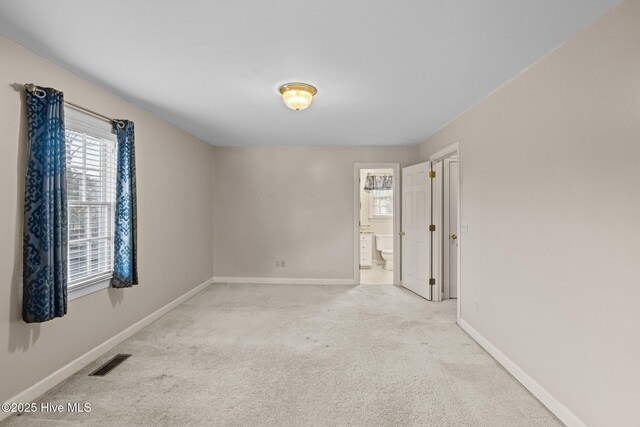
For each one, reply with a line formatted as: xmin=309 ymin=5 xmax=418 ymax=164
xmin=374 ymin=234 xmax=394 ymax=271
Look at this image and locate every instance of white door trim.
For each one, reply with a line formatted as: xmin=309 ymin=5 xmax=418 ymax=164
xmin=353 ymin=163 xmax=401 ymax=285
xmin=430 ymin=143 xmax=460 ymax=163
xmin=430 ymin=142 xmax=461 ymax=322
xmin=431 ymin=160 xmax=443 ymax=302
xmin=442 ymin=157 xmax=458 ymax=300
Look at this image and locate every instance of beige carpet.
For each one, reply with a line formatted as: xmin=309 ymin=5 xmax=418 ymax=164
xmin=1 ymin=283 xmax=561 ymax=426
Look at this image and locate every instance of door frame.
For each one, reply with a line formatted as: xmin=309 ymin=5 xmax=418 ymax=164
xmin=353 ymin=163 xmax=401 ymax=285
xmin=442 ymin=157 xmax=458 ymax=300
xmin=430 ymin=142 xmax=461 ymax=322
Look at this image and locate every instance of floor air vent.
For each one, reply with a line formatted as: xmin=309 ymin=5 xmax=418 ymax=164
xmin=89 ymin=354 xmax=132 ymax=376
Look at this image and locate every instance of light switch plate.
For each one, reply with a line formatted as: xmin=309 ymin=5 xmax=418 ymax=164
xmin=462 ymin=223 xmax=468 ymax=233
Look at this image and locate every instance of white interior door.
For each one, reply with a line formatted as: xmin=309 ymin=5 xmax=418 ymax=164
xmin=443 ymin=158 xmax=459 ymax=299
xmin=401 ymin=162 xmax=432 ymax=300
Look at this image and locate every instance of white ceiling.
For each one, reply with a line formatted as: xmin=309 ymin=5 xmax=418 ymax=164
xmin=0 ymin=0 xmax=620 ymax=147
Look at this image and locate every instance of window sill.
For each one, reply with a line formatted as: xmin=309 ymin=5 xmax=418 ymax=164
xmin=369 ymin=216 xmax=393 ymax=220
xmin=68 ymin=275 xmax=111 ymax=301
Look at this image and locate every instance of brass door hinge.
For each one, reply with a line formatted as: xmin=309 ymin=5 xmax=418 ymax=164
xmin=429 ymin=224 xmax=436 ymax=232
xmin=429 ymin=278 xmax=436 ymax=286
xmin=428 ymin=170 xmax=436 ymax=178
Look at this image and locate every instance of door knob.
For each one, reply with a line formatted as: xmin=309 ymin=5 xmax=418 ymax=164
xmin=400 ymin=231 xmax=406 ymax=236
xmin=451 ymin=234 xmax=457 ymax=240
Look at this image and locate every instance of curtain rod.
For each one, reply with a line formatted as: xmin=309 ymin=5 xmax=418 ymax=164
xmin=24 ymin=83 xmax=123 ymax=128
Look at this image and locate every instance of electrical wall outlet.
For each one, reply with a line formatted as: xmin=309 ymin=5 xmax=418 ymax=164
xmin=281 ymin=260 xmax=286 ymax=268
xmin=275 ymin=260 xmax=280 ymax=268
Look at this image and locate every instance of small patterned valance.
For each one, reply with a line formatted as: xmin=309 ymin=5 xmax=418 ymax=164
xmin=364 ymin=173 xmax=393 ymax=191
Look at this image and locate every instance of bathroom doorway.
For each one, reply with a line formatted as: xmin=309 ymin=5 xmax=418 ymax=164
xmin=353 ymin=163 xmax=400 ymax=285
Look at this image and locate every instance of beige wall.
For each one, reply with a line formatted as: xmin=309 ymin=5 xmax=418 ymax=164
xmin=213 ymin=147 xmax=417 ymax=280
xmin=418 ymin=1 xmax=640 ymax=425
xmin=0 ymin=37 xmax=215 ymax=402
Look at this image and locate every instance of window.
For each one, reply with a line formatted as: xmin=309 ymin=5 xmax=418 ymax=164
xmin=65 ymin=107 xmax=117 ymax=299
xmin=370 ymin=189 xmax=393 ymax=218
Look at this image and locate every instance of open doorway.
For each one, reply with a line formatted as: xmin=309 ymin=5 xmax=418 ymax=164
xmin=442 ymin=156 xmax=459 ymax=299
xmin=353 ymin=163 xmax=400 ymax=285
xmin=430 ymin=143 xmax=461 ymax=319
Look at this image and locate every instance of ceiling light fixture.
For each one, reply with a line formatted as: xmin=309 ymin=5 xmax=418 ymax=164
xmin=278 ymin=83 xmax=317 ymax=111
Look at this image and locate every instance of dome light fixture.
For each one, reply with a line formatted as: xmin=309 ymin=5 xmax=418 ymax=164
xmin=278 ymin=82 xmax=317 ymax=111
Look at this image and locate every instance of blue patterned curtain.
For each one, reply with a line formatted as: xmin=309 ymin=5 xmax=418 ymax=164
xmin=23 ymin=86 xmax=68 ymax=323
xmin=111 ymin=120 xmax=138 ymax=288
xmin=364 ymin=173 xmax=393 ymax=191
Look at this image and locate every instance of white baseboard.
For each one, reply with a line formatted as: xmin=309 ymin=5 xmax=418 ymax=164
xmin=1 ymin=276 xmax=215 ymax=421
xmin=213 ymin=276 xmax=356 ymax=285
xmin=458 ymin=318 xmax=586 ymax=427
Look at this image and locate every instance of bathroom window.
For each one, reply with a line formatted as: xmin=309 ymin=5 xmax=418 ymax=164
xmin=65 ymin=107 xmax=118 ymax=300
xmin=370 ymin=189 xmax=393 ymax=218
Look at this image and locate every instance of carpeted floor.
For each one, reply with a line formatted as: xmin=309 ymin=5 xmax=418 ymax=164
xmin=2 ymin=283 xmax=562 ymax=426
xmin=360 ymin=264 xmax=394 ymax=285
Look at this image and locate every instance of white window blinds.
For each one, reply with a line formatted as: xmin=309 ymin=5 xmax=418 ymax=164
xmin=64 ymin=107 xmax=117 ymax=288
